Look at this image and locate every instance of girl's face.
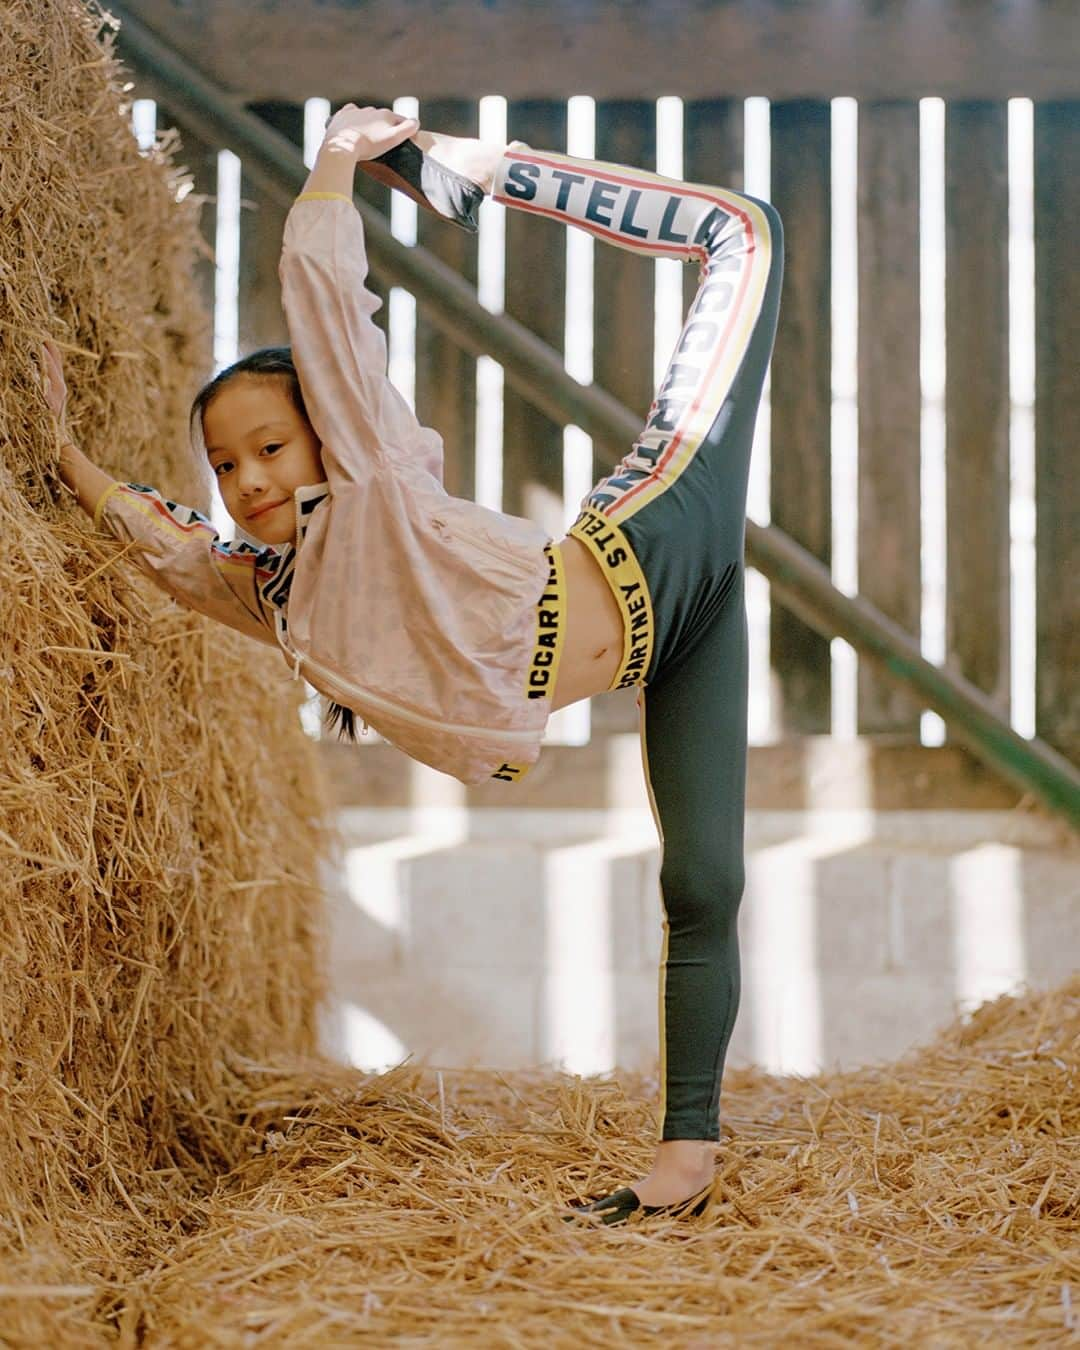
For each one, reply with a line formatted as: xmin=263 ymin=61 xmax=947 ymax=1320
xmin=203 ymin=376 xmax=326 ymax=546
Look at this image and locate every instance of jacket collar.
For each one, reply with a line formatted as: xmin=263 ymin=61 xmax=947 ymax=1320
xmin=252 ymin=480 xmax=331 ymax=614
xmin=293 ymin=479 xmax=331 ymax=546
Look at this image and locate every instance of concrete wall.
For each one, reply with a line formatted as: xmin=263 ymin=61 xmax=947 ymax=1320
xmin=318 ymin=803 xmax=1078 ymax=1081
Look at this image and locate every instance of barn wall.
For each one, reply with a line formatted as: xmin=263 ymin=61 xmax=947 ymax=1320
xmin=118 ymin=0 xmax=1080 ymax=101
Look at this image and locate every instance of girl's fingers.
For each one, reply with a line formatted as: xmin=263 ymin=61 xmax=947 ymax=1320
xmin=42 ymin=341 xmax=62 ymax=379
xmin=356 ymin=111 xmax=418 ymax=158
xmin=322 ymin=104 xmax=419 ymax=159
xmin=379 ymin=114 xmax=419 ymax=153
xmin=39 ymin=340 xmax=67 ymax=413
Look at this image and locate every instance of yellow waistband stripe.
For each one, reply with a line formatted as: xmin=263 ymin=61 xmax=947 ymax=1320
xmin=568 ymin=508 xmax=654 ymax=690
xmin=491 ymin=543 xmax=567 ymax=785
xmin=523 ymin=541 xmax=566 ymax=703
xmin=295 ymin=191 xmax=354 ymax=204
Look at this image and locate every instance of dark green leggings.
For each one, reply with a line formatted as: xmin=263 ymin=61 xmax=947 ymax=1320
xmin=499 ymin=145 xmax=783 ymax=1140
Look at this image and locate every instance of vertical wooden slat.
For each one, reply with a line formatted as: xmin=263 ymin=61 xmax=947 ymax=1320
xmin=676 ymin=104 xmax=750 ymax=738
xmin=503 ymin=100 xmax=567 ymax=528
xmin=944 ymin=102 xmax=1010 ymax=716
xmin=593 ymin=101 xmax=656 ymax=439
xmin=345 ymin=95 xmax=394 ymax=338
xmin=1034 ymin=102 xmax=1080 ymax=760
xmin=155 ymin=111 xmax=218 ymax=504
xmin=240 ymin=102 xmax=305 ymax=351
xmin=682 ymin=98 xmax=744 ymax=316
xmin=414 ymin=99 xmax=479 ymax=500
xmin=160 ymin=113 xmax=218 ymax=369
xmin=676 ymin=104 xmax=750 ymax=741
xmin=770 ymin=100 xmax=832 ymax=734
xmin=588 ymin=101 xmax=657 ymax=736
xmin=857 ymin=101 xmax=922 ymax=735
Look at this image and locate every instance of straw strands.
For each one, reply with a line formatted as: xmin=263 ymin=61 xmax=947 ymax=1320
xmin=3 ymin=976 xmax=1076 ymax=1347
xmin=1 ymin=0 xmax=332 ymax=1329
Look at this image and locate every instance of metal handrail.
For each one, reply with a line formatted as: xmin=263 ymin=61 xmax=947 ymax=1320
xmin=109 ymin=3 xmax=1080 ymax=831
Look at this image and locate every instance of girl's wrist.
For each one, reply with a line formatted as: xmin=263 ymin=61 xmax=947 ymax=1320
xmin=302 ymin=145 xmax=356 ymax=199
xmin=319 ymin=141 xmax=358 ymax=159
xmin=54 ymin=436 xmax=115 ymax=516
xmin=56 ymin=437 xmax=82 ymax=497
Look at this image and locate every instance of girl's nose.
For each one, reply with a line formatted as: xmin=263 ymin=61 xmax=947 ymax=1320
xmin=237 ymin=464 xmax=269 ymax=496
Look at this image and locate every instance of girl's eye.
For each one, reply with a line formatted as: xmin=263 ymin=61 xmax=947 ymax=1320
xmin=213 ymin=461 xmax=232 ymax=477
xmin=262 ymin=443 xmax=283 ymax=455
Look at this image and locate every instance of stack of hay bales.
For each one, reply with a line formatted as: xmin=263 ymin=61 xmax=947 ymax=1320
xmin=0 ymin=0 xmax=332 ymax=1334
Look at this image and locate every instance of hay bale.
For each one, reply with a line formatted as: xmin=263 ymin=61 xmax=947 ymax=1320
xmin=0 ymin=0 xmax=332 ymax=1332
xmin=86 ymin=976 xmax=1080 ymax=1346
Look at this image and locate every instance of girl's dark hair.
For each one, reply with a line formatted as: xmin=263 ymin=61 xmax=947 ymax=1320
xmin=189 ymin=346 xmax=309 ymax=440
xmin=323 ymin=702 xmax=358 ymax=742
xmin=190 ymin=347 xmax=359 ymax=744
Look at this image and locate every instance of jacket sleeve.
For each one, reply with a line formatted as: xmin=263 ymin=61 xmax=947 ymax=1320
xmin=278 ymin=193 xmax=445 ymax=487
xmin=93 ymin=481 xmax=278 ymax=648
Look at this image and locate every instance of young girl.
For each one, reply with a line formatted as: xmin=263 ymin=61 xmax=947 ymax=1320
xmin=47 ymin=105 xmax=783 ymax=1225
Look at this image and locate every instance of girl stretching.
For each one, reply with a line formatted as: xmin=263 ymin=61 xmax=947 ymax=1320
xmin=47 ymin=105 xmax=782 ymax=1225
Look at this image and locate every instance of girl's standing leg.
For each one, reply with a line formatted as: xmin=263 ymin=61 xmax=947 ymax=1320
xmin=641 ymin=575 xmax=749 ymax=1143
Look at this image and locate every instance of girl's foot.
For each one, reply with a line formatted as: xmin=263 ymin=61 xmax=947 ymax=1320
xmin=412 ymin=129 xmax=508 ymax=195
xmin=564 ymin=1140 xmax=717 ymax=1226
xmin=627 ymin=1138 xmax=716 ymax=1207
xmin=359 ymin=129 xmax=524 ymax=232
xmin=565 ymin=1180 xmax=712 ymax=1227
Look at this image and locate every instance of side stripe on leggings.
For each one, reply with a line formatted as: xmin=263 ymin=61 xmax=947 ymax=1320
xmin=638 ymin=688 xmax=670 ymax=1141
xmin=493 ymin=149 xmax=775 ymax=528
xmin=598 ymin=199 xmax=774 ymax=523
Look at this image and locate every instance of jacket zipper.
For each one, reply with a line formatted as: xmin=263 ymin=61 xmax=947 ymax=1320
xmin=286 ymin=495 xmax=537 ymax=745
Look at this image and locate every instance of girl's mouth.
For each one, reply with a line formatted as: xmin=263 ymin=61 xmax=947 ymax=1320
xmin=247 ymin=498 xmax=288 ymax=521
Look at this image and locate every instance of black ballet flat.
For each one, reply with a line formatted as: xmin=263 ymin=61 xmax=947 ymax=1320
xmin=360 ymin=139 xmax=486 ymax=232
xmin=563 ymin=1182 xmax=712 ymax=1227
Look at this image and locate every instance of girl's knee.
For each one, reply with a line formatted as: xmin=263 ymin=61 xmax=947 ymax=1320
xmin=745 ymin=193 xmax=783 ymax=245
xmin=659 ymin=850 xmax=744 ymax=940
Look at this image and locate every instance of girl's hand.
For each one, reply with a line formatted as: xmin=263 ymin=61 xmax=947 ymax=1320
xmin=320 ymin=104 xmax=419 ymax=163
xmin=40 ymin=340 xmax=68 ymax=424
xmin=37 ymin=340 xmax=114 ymax=513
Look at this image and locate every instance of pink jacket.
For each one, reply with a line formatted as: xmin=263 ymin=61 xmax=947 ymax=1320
xmin=93 ymin=194 xmax=555 ymax=785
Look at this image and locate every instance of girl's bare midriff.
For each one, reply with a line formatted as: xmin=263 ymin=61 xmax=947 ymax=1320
xmin=550 ymin=534 xmax=625 ymax=710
